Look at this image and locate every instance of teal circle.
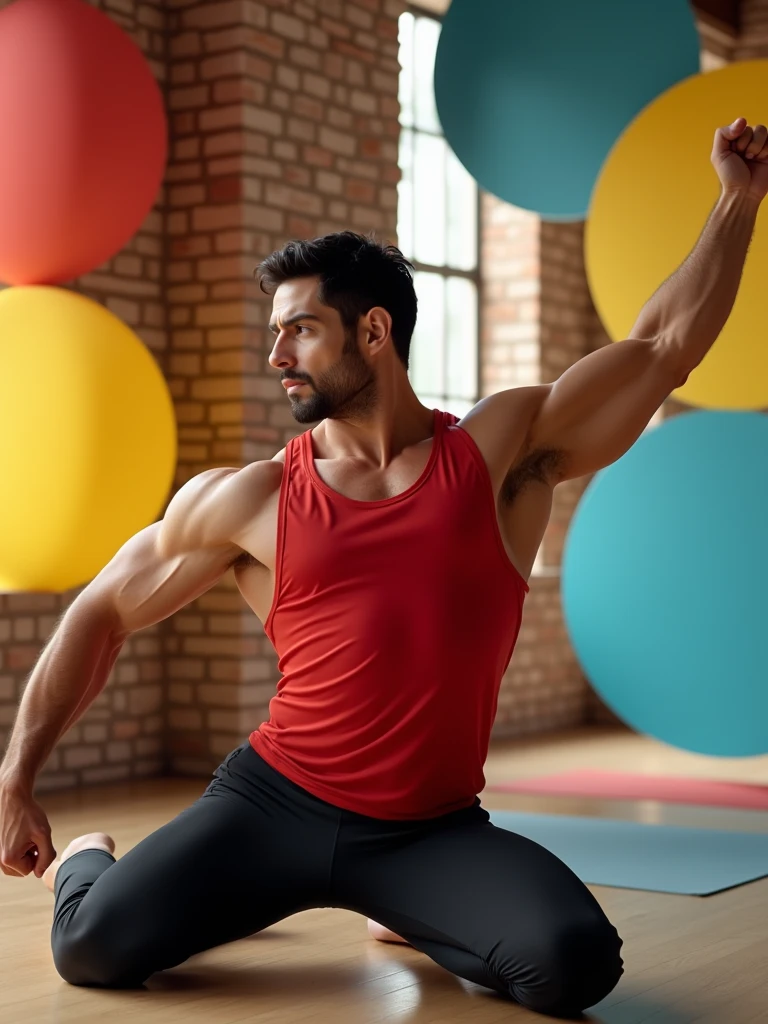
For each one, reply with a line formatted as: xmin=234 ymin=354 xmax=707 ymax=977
xmin=434 ymin=0 xmax=700 ymax=220
xmin=562 ymin=412 xmax=768 ymax=756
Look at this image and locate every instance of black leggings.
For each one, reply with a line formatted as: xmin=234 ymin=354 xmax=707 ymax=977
xmin=52 ymin=742 xmax=623 ymax=1017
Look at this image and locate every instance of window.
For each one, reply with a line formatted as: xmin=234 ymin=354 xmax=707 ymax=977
xmin=397 ymin=9 xmax=480 ymax=418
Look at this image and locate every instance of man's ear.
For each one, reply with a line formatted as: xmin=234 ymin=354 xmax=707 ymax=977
xmin=363 ymin=306 xmax=392 ymax=355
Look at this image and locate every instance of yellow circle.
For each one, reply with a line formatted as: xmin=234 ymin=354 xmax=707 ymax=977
xmin=586 ymin=61 xmax=768 ymax=410
xmin=0 ymin=286 xmax=177 ymax=592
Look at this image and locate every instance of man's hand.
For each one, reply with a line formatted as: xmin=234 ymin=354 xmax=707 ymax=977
xmin=0 ymin=779 xmax=56 ymax=878
xmin=712 ymin=117 xmax=768 ymax=202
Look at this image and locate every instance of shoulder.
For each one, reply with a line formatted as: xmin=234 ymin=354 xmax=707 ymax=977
xmin=172 ymin=460 xmax=284 ymax=508
xmin=161 ymin=459 xmax=286 ymax=554
xmin=455 ymin=386 xmax=552 ymax=488
xmin=458 ymin=385 xmax=550 ymax=431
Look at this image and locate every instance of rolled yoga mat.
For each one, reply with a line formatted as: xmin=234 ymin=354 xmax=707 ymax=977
xmin=486 ymin=770 xmax=768 ymax=812
xmin=489 ymin=810 xmax=768 ymax=896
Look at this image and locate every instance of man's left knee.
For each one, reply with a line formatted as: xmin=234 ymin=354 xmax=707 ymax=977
xmin=497 ymin=913 xmax=624 ymax=1017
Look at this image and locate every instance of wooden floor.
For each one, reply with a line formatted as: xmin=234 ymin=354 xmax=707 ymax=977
xmin=3 ymin=726 xmax=768 ymax=1023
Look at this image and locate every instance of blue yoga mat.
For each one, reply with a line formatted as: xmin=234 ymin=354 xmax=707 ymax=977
xmin=489 ymin=811 xmax=768 ymax=896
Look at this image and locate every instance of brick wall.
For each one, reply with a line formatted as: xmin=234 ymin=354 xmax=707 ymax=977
xmin=480 ymin=196 xmax=540 ymax=396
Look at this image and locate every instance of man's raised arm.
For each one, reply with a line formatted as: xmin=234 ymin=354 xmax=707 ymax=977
xmin=465 ymin=117 xmax=767 ymax=484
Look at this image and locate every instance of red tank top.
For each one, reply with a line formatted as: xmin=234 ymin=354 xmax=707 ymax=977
xmin=250 ymin=409 xmax=529 ymax=819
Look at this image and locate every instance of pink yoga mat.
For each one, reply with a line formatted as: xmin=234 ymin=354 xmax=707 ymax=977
xmin=486 ymin=770 xmax=768 ymax=811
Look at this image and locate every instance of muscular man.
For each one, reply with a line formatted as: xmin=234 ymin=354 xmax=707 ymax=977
xmin=0 ymin=118 xmax=764 ymax=1017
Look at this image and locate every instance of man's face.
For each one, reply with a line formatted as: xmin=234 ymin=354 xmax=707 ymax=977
xmin=268 ymin=277 xmax=377 ymax=423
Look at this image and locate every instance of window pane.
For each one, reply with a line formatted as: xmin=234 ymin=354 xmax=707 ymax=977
xmin=413 ymin=16 xmax=441 ymax=134
xmin=417 ymin=395 xmax=475 ymax=418
xmin=446 ymin=146 xmax=478 ymax=271
xmin=446 ymin=277 xmax=478 ymax=401
xmin=442 ymin=397 xmax=475 ymax=419
xmin=409 ymin=272 xmax=445 ymax=398
xmin=397 ymin=12 xmax=478 ymax=423
xmin=397 ymin=128 xmax=414 ymax=259
xmin=398 ymin=12 xmax=415 ymax=129
xmin=414 ymin=132 xmax=446 ymax=266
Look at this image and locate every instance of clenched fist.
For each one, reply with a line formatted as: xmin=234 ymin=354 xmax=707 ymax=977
xmin=712 ymin=117 xmax=768 ymax=202
xmin=0 ymin=782 xmax=56 ymax=878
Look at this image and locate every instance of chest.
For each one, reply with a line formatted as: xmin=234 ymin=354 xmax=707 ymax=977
xmin=287 ymin=487 xmax=480 ymax=585
xmin=311 ymin=444 xmax=433 ymax=502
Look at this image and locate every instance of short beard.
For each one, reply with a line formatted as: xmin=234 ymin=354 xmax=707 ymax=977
xmin=289 ymin=329 xmax=377 ymax=424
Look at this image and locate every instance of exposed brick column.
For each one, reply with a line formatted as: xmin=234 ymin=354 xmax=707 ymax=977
xmin=162 ymin=0 xmax=402 ymax=774
xmin=480 ymin=195 xmax=540 ymax=397
xmin=482 ymin=212 xmax=600 ymax=737
xmin=537 ymin=221 xmax=598 ymax=570
xmin=734 ymin=0 xmax=768 ymax=57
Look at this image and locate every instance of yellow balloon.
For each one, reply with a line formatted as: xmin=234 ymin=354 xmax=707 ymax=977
xmin=586 ymin=61 xmax=768 ymax=410
xmin=0 ymin=286 xmax=177 ymax=592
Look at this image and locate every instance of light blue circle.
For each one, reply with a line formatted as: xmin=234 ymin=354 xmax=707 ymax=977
xmin=434 ymin=0 xmax=700 ymax=220
xmin=562 ymin=412 xmax=768 ymax=757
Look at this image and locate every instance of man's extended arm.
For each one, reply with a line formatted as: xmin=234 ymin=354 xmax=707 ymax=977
xmin=0 ymin=466 xmax=264 ymax=878
xmin=463 ymin=118 xmax=768 ymax=483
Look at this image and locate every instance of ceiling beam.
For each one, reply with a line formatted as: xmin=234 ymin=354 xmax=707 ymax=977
xmin=691 ymin=0 xmax=739 ymax=33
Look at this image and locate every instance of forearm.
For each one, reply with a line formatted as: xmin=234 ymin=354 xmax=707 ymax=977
xmin=634 ymin=188 xmax=760 ymax=372
xmin=0 ymin=598 xmax=125 ymax=791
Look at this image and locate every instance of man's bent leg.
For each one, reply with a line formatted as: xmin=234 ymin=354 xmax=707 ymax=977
xmin=54 ymin=845 xmax=117 ymax=940
xmin=51 ymin=743 xmax=336 ymax=988
xmin=335 ymin=804 xmax=623 ymax=1019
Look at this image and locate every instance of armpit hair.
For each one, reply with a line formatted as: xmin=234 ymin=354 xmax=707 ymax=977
xmin=233 ymin=551 xmax=259 ymax=569
xmin=500 ymin=447 xmax=566 ymax=505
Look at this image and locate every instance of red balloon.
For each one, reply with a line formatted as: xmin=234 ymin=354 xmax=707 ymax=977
xmin=0 ymin=0 xmax=167 ymax=285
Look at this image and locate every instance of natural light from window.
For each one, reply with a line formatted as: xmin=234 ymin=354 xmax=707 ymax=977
xmin=397 ymin=10 xmax=479 ymax=419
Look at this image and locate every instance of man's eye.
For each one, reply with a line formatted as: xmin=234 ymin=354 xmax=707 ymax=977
xmin=295 ymin=325 xmax=307 ymax=334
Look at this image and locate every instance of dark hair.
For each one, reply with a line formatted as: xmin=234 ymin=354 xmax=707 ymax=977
xmin=256 ymin=231 xmax=417 ymax=369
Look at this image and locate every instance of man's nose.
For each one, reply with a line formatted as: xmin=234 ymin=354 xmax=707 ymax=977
xmin=268 ymin=333 xmax=296 ymax=369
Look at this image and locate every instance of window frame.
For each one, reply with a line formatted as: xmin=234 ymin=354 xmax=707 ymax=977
xmin=398 ymin=3 xmax=482 ymax=413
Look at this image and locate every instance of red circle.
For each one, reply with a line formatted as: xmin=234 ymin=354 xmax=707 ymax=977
xmin=0 ymin=0 xmax=167 ymax=285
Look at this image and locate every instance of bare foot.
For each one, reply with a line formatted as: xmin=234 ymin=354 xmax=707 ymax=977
xmin=368 ymin=919 xmax=411 ymax=945
xmin=42 ymin=832 xmax=115 ymax=893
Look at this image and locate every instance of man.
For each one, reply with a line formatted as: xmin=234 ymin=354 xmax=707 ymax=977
xmin=0 ymin=117 xmax=764 ymax=1017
